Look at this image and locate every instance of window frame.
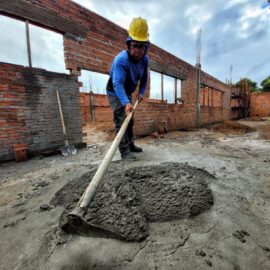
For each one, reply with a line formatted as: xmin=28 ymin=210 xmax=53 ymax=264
xmin=150 ymin=69 xmax=182 ymax=104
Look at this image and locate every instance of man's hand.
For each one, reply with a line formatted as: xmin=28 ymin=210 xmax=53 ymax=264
xmin=137 ymin=94 xmax=144 ymax=103
xmin=125 ymin=103 xmax=134 ymax=115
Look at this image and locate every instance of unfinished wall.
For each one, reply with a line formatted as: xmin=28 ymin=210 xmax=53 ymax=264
xmin=250 ymin=92 xmax=270 ymax=117
xmin=199 ymin=84 xmax=230 ymax=126
xmin=0 ymin=63 xmax=82 ymax=161
xmin=0 ymin=0 xmax=231 ymax=150
xmin=64 ymin=0 xmax=231 ymax=139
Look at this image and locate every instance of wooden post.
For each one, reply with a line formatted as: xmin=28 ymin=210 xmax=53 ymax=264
xmin=203 ymin=87 xmax=206 ymax=106
xmin=207 ymin=86 xmax=211 ymax=107
xmin=174 ymin=78 xmax=177 ymax=103
xmin=196 ymin=65 xmax=201 ymax=127
xmin=90 ymin=91 xmax=95 ymax=122
xmin=211 ymin=88 xmax=214 ymax=107
xmin=25 ymin=20 xmax=32 ymax=68
xmin=161 ymin=74 xmax=164 ymax=101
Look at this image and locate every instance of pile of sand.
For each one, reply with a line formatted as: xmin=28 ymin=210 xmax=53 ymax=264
xmin=211 ymin=121 xmax=256 ymax=135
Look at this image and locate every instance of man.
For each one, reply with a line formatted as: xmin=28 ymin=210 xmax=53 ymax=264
xmin=106 ymin=17 xmax=150 ymax=160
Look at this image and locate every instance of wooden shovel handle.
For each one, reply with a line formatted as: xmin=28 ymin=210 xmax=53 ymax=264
xmin=56 ymin=90 xmax=67 ymax=136
xmin=78 ymin=100 xmax=139 ymax=208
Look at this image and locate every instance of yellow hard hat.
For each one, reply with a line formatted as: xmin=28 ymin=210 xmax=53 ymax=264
xmin=128 ymin=17 xmax=149 ymax=42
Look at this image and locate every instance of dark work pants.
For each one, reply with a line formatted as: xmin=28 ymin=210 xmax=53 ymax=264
xmin=108 ymin=95 xmax=134 ymax=155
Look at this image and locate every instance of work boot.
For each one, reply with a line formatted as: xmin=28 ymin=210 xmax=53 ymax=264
xmin=121 ymin=152 xmax=137 ymax=160
xmin=130 ymin=143 xmax=143 ymax=152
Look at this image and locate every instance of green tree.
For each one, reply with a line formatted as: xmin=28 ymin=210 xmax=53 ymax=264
xmin=235 ymin=78 xmax=259 ymax=92
xmin=261 ymin=76 xmax=270 ymax=92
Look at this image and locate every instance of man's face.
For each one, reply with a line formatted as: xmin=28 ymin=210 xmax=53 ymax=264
xmin=129 ymin=42 xmax=146 ymax=61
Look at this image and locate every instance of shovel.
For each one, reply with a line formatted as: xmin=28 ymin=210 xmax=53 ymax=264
xmin=61 ymin=100 xmax=139 ymax=239
xmin=56 ymin=90 xmax=77 ymax=156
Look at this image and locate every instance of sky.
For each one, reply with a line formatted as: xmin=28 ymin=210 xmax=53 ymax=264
xmin=72 ymin=0 xmax=270 ymax=86
xmin=0 ymin=0 xmax=269 ymax=87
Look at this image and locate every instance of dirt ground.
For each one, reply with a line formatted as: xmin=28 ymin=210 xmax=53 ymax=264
xmin=0 ymin=119 xmax=270 ymax=270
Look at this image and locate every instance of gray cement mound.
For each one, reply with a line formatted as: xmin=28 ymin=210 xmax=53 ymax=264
xmin=51 ymin=162 xmax=214 ymax=241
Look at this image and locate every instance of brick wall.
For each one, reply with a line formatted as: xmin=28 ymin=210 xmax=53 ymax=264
xmin=80 ymin=91 xmax=229 ymax=139
xmin=134 ymin=100 xmax=193 ymax=135
xmin=80 ymin=93 xmax=193 ymax=138
xmin=1 ymin=0 xmax=232 ymax=149
xmin=58 ymin=0 xmax=231 ymax=139
xmin=250 ymin=92 xmax=270 ymax=117
xmin=230 ymin=110 xmax=240 ymax=120
xmin=0 ymin=63 xmax=82 ymax=161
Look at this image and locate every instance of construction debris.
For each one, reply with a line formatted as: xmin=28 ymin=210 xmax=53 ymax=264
xmin=211 ymin=121 xmax=256 ymax=135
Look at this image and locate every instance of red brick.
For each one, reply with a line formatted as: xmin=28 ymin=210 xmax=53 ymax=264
xmin=250 ymin=92 xmax=270 ymax=117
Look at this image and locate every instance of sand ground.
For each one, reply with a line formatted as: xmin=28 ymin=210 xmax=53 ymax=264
xmin=0 ymin=119 xmax=270 ymax=270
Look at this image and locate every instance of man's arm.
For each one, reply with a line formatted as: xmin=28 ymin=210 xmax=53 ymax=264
xmin=112 ymin=57 xmax=130 ymax=106
xmin=138 ymin=56 xmax=148 ymax=98
xmin=125 ymin=103 xmax=134 ymax=115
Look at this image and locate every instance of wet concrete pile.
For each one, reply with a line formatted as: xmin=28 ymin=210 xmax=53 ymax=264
xmin=51 ymin=162 xmax=214 ymax=241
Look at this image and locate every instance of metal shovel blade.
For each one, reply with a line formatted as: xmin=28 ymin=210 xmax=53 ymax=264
xmin=59 ymin=207 xmax=124 ymax=240
xmin=60 ymin=145 xmax=77 ymax=156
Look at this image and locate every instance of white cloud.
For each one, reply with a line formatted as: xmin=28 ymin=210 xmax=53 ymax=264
xmin=224 ymin=0 xmax=250 ymax=10
xmin=237 ymin=3 xmax=269 ymax=39
xmin=185 ymin=4 xmax=213 ymax=34
xmin=221 ymin=23 xmax=231 ymax=32
xmin=58 ymin=0 xmax=270 ymax=84
xmin=1 ymin=0 xmax=269 ymax=85
xmin=71 ymin=0 xmax=96 ymax=12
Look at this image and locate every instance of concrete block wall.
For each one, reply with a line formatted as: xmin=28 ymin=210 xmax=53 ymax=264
xmin=250 ymin=92 xmax=270 ymax=117
xmin=0 ymin=63 xmax=82 ymax=161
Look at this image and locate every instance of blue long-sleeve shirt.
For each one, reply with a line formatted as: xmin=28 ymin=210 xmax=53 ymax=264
xmin=107 ymin=50 xmax=148 ymax=106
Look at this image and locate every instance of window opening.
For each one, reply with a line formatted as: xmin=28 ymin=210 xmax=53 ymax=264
xmin=150 ymin=70 xmax=162 ymax=100
xmin=163 ymin=75 xmax=175 ymax=104
xmin=0 ymin=15 xmax=67 ymax=73
xmin=79 ymin=70 xmax=109 ymax=94
xmin=0 ymin=15 xmax=28 ymax=66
